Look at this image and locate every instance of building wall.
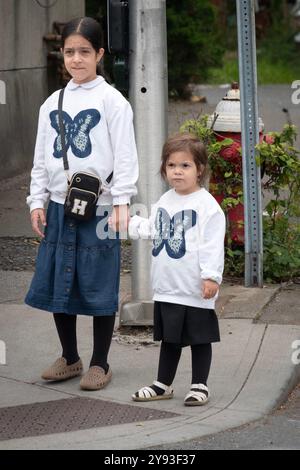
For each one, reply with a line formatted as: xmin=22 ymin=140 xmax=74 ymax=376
xmin=0 ymin=0 xmax=85 ymax=178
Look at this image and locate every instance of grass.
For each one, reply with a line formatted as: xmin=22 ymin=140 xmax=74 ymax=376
xmin=207 ymin=51 xmax=300 ymax=85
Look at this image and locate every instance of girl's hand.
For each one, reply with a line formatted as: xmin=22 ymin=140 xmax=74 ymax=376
xmin=109 ymin=205 xmax=130 ymax=232
xmin=202 ymin=279 xmax=219 ymax=299
xmin=30 ymin=208 xmax=47 ymax=238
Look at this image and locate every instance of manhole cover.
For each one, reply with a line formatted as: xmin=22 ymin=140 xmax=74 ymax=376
xmin=0 ymin=397 xmax=179 ymax=441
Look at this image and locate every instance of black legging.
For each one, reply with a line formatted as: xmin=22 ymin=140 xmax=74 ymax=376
xmin=53 ymin=313 xmax=115 ymax=371
xmin=157 ymin=341 xmax=212 ymax=386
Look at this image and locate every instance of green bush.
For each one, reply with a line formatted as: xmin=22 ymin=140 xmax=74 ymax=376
xmin=166 ymin=0 xmax=224 ymax=97
xmin=259 ymin=0 xmax=299 ymax=66
xmin=257 ymin=125 xmax=300 ymax=282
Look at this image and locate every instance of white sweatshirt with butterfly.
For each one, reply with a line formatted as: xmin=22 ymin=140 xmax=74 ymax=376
xmin=27 ymin=76 xmax=138 ymax=211
xmin=129 ymin=188 xmax=226 ymax=309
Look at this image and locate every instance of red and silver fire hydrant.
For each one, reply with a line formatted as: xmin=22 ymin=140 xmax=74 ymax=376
xmin=207 ymin=83 xmax=265 ymax=244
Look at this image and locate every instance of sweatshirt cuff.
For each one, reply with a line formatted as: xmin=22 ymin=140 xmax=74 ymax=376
xmin=128 ymin=215 xmax=142 ymax=239
xmin=29 ymin=201 xmax=45 ymax=212
xmin=112 ymin=195 xmax=131 ymax=206
xmin=201 ymin=273 xmax=222 ymax=285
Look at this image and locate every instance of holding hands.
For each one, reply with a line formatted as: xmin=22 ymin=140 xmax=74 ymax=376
xmin=108 ymin=205 xmax=130 ymax=233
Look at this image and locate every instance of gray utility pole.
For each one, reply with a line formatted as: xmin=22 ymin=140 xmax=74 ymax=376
xmin=120 ymin=0 xmax=168 ymax=325
xmin=236 ymin=0 xmax=263 ymax=287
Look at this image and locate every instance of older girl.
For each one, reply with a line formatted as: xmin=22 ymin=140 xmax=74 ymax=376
xmin=25 ymin=17 xmax=138 ymax=391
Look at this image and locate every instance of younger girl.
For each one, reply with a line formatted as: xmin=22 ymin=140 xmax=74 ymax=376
xmin=128 ymin=133 xmax=225 ymax=405
xmin=25 ymin=17 xmax=138 ymax=391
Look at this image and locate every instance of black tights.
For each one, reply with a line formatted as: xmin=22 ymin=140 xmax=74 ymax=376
xmin=53 ymin=313 xmax=115 ymax=371
xmin=157 ymin=341 xmax=212 ymax=386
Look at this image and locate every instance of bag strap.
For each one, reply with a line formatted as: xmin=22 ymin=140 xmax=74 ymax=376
xmin=58 ymin=87 xmax=113 ymax=185
xmin=58 ymin=88 xmax=70 ymax=175
xmin=106 ymin=171 xmax=113 ymax=184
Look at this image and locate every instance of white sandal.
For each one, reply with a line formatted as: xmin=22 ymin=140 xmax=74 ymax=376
xmin=184 ymin=383 xmax=209 ymax=406
xmin=132 ymin=380 xmax=174 ymax=402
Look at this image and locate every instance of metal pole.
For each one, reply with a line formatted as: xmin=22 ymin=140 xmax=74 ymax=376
xmin=236 ymin=0 xmax=263 ymax=287
xmin=120 ymin=0 xmax=168 ymax=324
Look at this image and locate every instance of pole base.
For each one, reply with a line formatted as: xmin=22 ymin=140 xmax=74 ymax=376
xmin=119 ymin=301 xmax=154 ymax=326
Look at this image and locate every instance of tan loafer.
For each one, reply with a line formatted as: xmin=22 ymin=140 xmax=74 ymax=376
xmin=80 ymin=366 xmax=112 ymax=391
xmin=41 ymin=357 xmax=83 ymax=381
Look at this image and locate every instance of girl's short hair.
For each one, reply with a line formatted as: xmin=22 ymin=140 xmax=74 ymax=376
xmin=160 ymin=133 xmax=209 ymax=186
xmin=61 ymin=17 xmax=103 ymax=51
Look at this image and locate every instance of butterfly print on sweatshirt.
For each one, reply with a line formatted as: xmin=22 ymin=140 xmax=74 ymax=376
xmin=50 ymin=109 xmax=101 ymax=158
xmin=152 ymin=207 xmax=197 ymax=259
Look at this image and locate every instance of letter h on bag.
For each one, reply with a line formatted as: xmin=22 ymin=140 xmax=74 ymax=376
xmin=71 ymin=199 xmax=88 ymax=216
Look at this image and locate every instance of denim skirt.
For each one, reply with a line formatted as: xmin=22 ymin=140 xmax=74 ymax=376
xmin=25 ymin=201 xmax=120 ymax=316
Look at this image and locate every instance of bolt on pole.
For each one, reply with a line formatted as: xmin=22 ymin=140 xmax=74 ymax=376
xmin=120 ymin=0 xmax=168 ymax=325
xmin=236 ymin=0 xmax=263 ymax=287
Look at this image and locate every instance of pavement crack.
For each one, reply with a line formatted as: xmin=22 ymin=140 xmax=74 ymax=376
xmin=0 ymin=375 xmax=81 ymax=398
xmin=222 ymin=324 xmax=269 ymax=409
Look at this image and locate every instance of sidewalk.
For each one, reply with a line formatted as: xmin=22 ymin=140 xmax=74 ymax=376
xmin=0 ymin=173 xmax=299 ymax=450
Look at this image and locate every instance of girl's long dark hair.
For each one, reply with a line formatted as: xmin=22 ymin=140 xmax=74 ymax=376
xmin=61 ymin=17 xmax=103 ymax=51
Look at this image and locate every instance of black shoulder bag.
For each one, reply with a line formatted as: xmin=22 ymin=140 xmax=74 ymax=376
xmin=58 ymin=88 xmax=110 ymax=221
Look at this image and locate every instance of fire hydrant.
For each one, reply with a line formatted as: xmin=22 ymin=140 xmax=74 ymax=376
xmin=207 ymin=83 xmax=265 ymax=245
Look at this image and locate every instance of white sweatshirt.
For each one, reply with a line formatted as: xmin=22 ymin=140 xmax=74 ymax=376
xmin=129 ymin=188 xmax=226 ymax=309
xmin=27 ymin=76 xmax=139 ymax=211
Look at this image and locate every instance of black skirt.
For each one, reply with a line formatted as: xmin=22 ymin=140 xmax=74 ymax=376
xmin=153 ymin=301 xmax=220 ymax=346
